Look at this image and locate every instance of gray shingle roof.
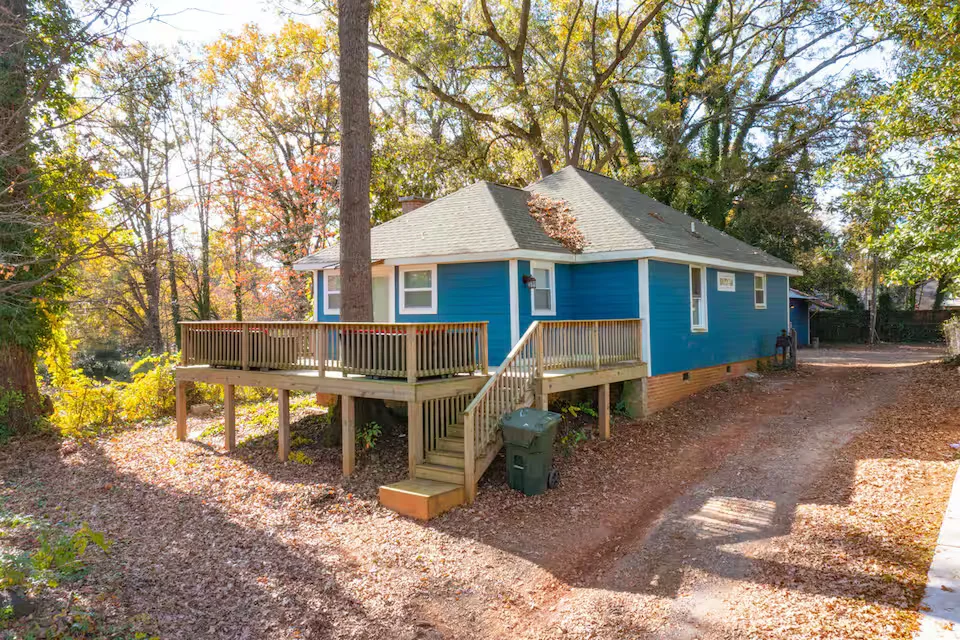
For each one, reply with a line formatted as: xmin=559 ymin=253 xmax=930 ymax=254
xmin=295 ymin=166 xmax=799 ymax=273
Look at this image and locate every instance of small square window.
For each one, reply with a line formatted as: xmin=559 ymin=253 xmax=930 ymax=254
xmin=682 ymin=372 xmax=691 ymax=381
xmin=726 ymin=365 xmax=732 ymax=373
xmin=400 ymin=265 xmax=437 ymax=314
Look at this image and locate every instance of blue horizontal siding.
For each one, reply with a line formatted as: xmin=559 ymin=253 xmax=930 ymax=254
xmin=649 ymin=260 xmax=788 ymax=375
xmin=790 ymin=300 xmax=810 ymax=345
xmin=571 ymin=261 xmax=639 ymax=320
xmin=517 ymin=259 xmax=640 ymax=339
xmin=397 ymin=262 xmax=512 ymax=363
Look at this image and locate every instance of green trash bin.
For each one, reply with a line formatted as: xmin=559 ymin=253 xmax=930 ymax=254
xmin=501 ymin=408 xmax=562 ymax=496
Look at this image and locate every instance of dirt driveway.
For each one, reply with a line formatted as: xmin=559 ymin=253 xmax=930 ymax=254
xmin=2 ymin=344 xmax=958 ymax=639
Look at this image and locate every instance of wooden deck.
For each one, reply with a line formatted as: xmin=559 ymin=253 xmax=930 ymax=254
xmin=174 ymin=319 xmax=647 ymax=518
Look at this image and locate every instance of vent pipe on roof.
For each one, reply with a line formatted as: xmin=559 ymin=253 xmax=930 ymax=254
xmin=690 ymin=221 xmax=696 ymax=233
xmin=399 ymin=195 xmax=432 ymax=214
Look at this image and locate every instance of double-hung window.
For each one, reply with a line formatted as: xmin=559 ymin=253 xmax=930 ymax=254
xmin=530 ymin=261 xmax=556 ymax=316
xmin=754 ymin=273 xmax=767 ymax=309
xmin=690 ymin=265 xmax=707 ymax=331
xmin=400 ymin=265 xmax=437 ymax=314
xmin=323 ymin=271 xmax=341 ymax=315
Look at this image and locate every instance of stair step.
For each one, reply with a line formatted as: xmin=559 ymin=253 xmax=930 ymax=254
xmin=415 ymin=462 xmax=465 ymax=484
xmin=426 ymin=451 xmax=465 ymax=468
xmin=435 ymin=436 xmax=464 ymax=453
xmin=379 ymin=479 xmax=464 ymax=520
xmin=446 ymin=423 xmax=464 ymax=438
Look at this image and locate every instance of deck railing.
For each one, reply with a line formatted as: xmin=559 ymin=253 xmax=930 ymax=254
xmin=180 ymin=321 xmax=488 ymax=382
xmin=541 ymin=319 xmax=644 ymax=370
xmin=461 ymin=319 xmax=643 ymax=501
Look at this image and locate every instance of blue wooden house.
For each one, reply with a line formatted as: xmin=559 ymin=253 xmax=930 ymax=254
xmin=295 ymin=166 xmax=801 ymax=413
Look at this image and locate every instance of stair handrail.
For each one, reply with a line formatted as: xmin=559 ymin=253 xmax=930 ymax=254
xmin=461 ymin=321 xmax=542 ymax=502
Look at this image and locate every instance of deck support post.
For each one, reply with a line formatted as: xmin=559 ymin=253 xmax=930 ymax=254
xmin=278 ymin=389 xmax=290 ymax=461
xmin=535 ymin=380 xmax=548 ymax=411
xmin=224 ymin=384 xmax=235 ymax=451
xmin=342 ymin=394 xmax=355 ymax=476
xmin=598 ymin=383 xmax=610 ymax=440
xmin=175 ymin=381 xmax=187 ymax=441
xmin=407 ymin=400 xmax=423 ymax=477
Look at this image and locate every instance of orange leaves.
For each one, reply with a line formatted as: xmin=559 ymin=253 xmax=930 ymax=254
xmin=527 ymin=192 xmax=586 ymax=253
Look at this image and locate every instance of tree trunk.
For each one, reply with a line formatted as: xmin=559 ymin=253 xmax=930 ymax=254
xmin=868 ymin=253 xmax=879 ymax=344
xmin=143 ymin=202 xmax=164 ymax=353
xmin=163 ymin=120 xmax=182 ymax=349
xmin=338 ymin=0 xmax=373 ymax=322
xmin=0 ymin=343 xmax=45 ymax=434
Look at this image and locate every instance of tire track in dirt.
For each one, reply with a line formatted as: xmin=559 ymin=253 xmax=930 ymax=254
xmin=501 ymin=365 xmax=914 ymax=639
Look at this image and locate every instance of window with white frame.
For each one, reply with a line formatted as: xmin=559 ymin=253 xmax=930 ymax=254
xmin=400 ymin=265 xmax=437 ymax=313
xmin=530 ymin=261 xmax=556 ymax=316
xmin=690 ymin=265 xmax=707 ymax=331
xmin=323 ymin=271 xmax=341 ymax=315
xmin=754 ymin=273 xmax=767 ymax=309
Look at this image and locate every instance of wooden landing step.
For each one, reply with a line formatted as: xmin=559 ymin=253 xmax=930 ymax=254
xmin=378 ymin=479 xmax=465 ymax=520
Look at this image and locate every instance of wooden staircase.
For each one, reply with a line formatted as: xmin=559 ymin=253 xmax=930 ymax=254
xmin=378 ymin=319 xmax=646 ymax=519
xmin=379 ymin=422 xmax=468 ymax=519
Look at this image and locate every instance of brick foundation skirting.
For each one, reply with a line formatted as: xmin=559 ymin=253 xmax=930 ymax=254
xmin=646 ymin=356 xmax=774 ymax=413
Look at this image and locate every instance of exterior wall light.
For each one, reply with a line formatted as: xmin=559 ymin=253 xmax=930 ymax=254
xmin=522 ymin=274 xmax=537 ymax=290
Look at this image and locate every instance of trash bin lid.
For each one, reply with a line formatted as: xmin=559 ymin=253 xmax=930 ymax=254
xmin=501 ymin=408 xmax=562 ymax=447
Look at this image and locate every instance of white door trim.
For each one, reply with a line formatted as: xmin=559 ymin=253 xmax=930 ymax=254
xmin=509 ymin=259 xmax=520 ymax=345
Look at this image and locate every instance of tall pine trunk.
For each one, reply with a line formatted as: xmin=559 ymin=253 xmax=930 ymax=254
xmin=338 ymin=0 xmax=372 ymax=321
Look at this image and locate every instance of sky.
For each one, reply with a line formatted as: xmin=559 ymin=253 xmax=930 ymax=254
xmin=124 ymin=0 xmax=285 ymax=48
xmin=119 ymin=0 xmax=892 ymax=233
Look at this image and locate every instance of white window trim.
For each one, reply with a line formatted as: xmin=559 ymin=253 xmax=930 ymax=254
xmin=322 ymin=269 xmax=341 ymax=316
xmin=399 ymin=264 xmax=438 ymax=314
xmin=754 ymin=273 xmax=767 ymax=309
xmin=530 ymin=260 xmax=557 ymax=317
xmin=690 ymin=264 xmax=708 ymax=332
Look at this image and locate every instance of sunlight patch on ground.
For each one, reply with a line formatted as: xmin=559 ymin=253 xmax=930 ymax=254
xmin=686 ymin=496 xmax=777 ymax=540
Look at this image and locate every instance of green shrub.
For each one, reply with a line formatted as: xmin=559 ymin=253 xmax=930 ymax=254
xmin=356 ymin=421 xmax=382 ymax=450
xmin=0 ymin=520 xmax=110 ymax=594
xmin=560 ymin=402 xmax=597 ymax=419
xmin=45 ymin=353 xmax=178 ymax=440
xmin=558 ymin=428 xmax=588 ymax=457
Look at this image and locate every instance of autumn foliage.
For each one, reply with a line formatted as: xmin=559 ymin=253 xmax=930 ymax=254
xmin=526 ymin=193 xmax=586 ymax=253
